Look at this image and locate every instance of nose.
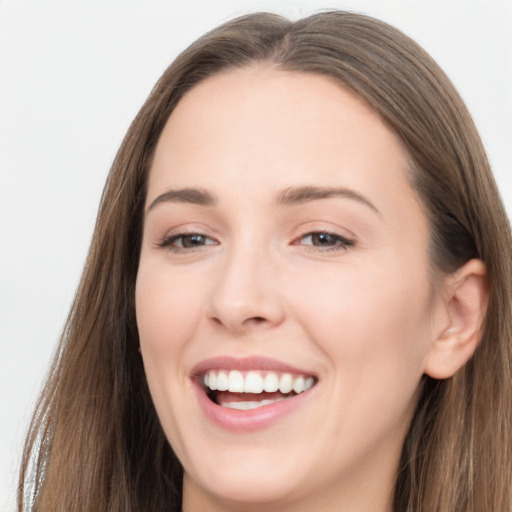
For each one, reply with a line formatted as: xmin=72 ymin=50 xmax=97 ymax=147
xmin=207 ymin=243 xmax=285 ymax=335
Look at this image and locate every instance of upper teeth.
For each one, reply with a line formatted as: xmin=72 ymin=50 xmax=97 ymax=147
xmin=203 ymin=370 xmax=314 ymax=394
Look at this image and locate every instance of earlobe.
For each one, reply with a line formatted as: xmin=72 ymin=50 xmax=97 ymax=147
xmin=424 ymin=259 xmax=489 ymax=380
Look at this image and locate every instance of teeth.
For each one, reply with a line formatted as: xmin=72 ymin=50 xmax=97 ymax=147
xmin=293 ymin=376 xmax=305 ymax=394
xmin=220 ymin=398 xmax=286 ymax=410
xmin=209 ymin=372 xmax=217 ymax=391
xmin=228 ymin=370 xmax=245 ymax=392
xmin=244 ymin=371 xmax=264 ymax=393
xmin=263 ymin=372 xmax=279 ymax=392
xmin=203 ymin=370 xmax=315 ymax=395
xmin=216 ymin=371 xmax=229 ymax=391
xmin=279 ymin=373 xmax=293 ymax=393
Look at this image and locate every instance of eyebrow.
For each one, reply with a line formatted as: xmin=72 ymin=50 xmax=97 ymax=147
xmin=276 ymin=186 xmax=381 ymax=215
xmin=146 ymin=185 xmax=380 ymax=215
xmin=147 ymin=187 xmax=217 ymax=212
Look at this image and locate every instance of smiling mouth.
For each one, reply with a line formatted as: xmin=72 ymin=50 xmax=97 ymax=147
xmin=201 ymin=370 xmax=317 ymax=410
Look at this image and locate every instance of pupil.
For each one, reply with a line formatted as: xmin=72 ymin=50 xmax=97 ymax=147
xmin=313 ymin=233 xmax=335 ymax=246
xmin=183 ymin=235 xmax=204 ymax=248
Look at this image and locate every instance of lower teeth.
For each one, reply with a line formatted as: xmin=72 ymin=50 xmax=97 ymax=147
xmin=220 ymin=397 xmax=287 ymax=410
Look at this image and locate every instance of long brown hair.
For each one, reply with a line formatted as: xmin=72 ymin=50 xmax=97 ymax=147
xmin=18 ymin=11 xmax=512 ymax=511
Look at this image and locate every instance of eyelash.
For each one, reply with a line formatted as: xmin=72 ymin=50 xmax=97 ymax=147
xmin=294 ymin=230 xmax=354 ymax=252
xmin=158 ymin=231 xmax=217 ymax=253
xmin=157 ymin=230 xmax=354 ymax=254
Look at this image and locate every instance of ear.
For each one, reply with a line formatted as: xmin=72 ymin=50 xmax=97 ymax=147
xmin=424 ymin=259 xmax=489 ymax=379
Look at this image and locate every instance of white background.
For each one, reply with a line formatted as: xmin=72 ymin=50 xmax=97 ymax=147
xmin=1 ymin=1 xmax=511 ymax=509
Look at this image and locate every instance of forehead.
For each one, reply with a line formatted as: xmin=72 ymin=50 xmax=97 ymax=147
xmin=148 ymin=66 xmax=421 ymax=220
xmin=155 ymin=66 xmax=395 ymax=165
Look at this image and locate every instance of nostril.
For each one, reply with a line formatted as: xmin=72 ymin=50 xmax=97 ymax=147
xmin=247 ymin=316 xmax=266 ymax=324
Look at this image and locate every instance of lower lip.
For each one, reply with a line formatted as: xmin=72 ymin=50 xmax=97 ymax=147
xmin=193 ymin=381 xmax=315 ymax=432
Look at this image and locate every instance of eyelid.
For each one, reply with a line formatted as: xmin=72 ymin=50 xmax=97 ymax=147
xmin=291 ymin=227 xmax=355 ymax=253
xmin=153 ymin=224 xmax=355 ymax=254
xmin=156 ymin=228 xmax=219 ymax=252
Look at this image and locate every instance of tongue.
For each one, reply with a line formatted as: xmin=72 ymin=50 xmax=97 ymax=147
xmin=214 ymin=391 xmax=291 ymax=404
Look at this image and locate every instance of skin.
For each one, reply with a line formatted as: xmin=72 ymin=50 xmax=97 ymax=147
xmin=135 ymin=66 xmax=474 ymax=512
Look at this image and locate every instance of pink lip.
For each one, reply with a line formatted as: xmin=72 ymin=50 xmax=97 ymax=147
xmin=193 ymin=382 xmax=315 ymax=432
xmin=191 ymin=355 xmax=315 ymax=377
xmin=191 ymin=356 xmax=317 ymax=432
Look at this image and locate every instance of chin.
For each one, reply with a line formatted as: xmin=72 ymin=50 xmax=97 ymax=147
xmin=180 ymin=436 xmax=316 ymax=504
xmin=185 ymin=464 xmax=302 ymax=508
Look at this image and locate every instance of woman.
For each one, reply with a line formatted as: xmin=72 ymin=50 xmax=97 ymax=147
xmin=18 ymin=10 xmax=512 ymax=512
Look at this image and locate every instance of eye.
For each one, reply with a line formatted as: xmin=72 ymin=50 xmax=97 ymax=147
xmin=159 ymin=232 xmax=218 ymax=252
xmin=294 ymin=231 xmax=354 ymax=252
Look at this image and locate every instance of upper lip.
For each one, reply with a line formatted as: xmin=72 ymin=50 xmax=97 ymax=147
xmin=191 ymin=355 xmax=317 ymax=378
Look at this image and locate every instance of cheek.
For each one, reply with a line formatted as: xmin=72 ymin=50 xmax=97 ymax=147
xmin=289 ymin=260 xmax=433 ymax=386
xmin=135 ymin=259 xmax=203 ymax=355
xmin=135 ymin=260 xmax=201 ymax=457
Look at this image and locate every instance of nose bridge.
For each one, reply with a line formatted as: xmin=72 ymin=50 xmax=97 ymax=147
xmin=208 ymin=231 xmax=283 ymax=332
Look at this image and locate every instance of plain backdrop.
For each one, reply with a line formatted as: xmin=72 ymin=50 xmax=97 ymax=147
xmin=1 ymin=1 xmax=511 ymax=509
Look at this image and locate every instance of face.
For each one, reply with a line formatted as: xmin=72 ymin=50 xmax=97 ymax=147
xmin=136 ymin=67 xmax=442 ymax=511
